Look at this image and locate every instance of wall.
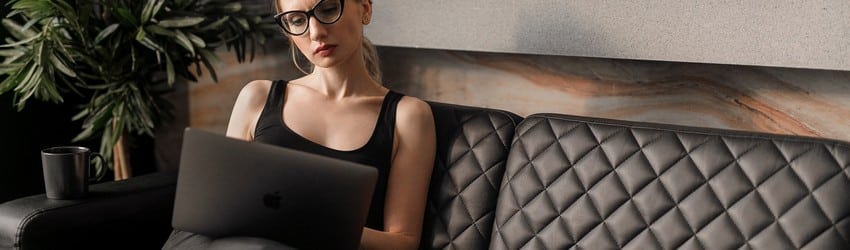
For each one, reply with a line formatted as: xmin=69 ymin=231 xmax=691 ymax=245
xmin=185 ymin=44 xmax=850 ymax=147
xmin=380 ymin=47 xmax=850 ymax=140
xmin=367 ymin=0 xmax=850 ymax=71
xmin=181 ymin=1 xmax=850 ymax=152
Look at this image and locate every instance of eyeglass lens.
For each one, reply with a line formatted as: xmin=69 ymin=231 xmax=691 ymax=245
xmin=279 ymin=0 xmax=343 ymax=35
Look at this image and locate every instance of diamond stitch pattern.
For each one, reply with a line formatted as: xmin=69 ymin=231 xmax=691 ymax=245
xmin=419 ymin=103 xmax=521 ymax=250
xmin=491 ymin=114 xmax=850 ymax=249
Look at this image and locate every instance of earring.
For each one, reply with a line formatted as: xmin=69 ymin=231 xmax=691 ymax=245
xmin=362 ymin=17 xmax=370 ymax=24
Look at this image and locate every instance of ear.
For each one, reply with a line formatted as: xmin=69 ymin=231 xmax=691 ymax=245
xmin=360 ymin=0 xmax=372 ymax=25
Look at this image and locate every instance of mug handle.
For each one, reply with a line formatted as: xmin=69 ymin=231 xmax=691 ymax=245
xmin=89 ymin=153 xmax=107 ymax=182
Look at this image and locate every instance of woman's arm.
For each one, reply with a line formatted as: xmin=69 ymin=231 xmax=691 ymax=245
xmin=360 ymin=97 xmax=437 ymax=249
xmin=225 ymin=80 xmax=272 ymax=141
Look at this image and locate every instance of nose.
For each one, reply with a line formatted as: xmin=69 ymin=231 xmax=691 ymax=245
xmin=307 ymin=16 xmax=328 ymax=41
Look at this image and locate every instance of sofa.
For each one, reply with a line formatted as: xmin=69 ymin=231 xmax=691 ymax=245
xmin=1 ymin=101 xmax=848 ymax=249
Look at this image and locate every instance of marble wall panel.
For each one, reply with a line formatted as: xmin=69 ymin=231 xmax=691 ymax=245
xmin=379 ymin=47 xmax=850 ymax=142
xmin=185 ymin=45 xmax=850 ymax=148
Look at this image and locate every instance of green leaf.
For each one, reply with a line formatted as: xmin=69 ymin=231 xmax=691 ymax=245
xmin=113 ymin=7 xmax=138 ymax=27
xmin=48 ymin=0 xmax=77 ymax=25
xmin=82 ymin=81 xmax=119 ymax=90
xmin=197 ymin=49 xmax=219 ymax=82
xmin=219 ymin=2 xmax=242 ymax=13
xmin=14 ymin=61 xmax=37 ymax=93
xmin=41 ymin=77 xmax=61 ymax=103
xmin=94 ymin=23 xmax=120 ymax=45
xmin=2 ymin=19 xmax=39 ymax=40
xmin=49 ymin=52 xmax=76 ymax=77
xmin=133 ymin=94 xmax=155 ymax=130
xmin=0 ymin=35 xmax=39 ymax=48
xmin=198 ymin=48 xmax=221 ymax=65
xmin=198 ymin=16 xmax=229 ymax=31
xmin=72 ymin=108 xmax=89 ymax=121
xmin=186 ymin=32 xmax=206 ymax=48
xmin=135 ymin=29 xmax=165 ymax=52
xmin=0 ymin=64 xmax=22 ymax=75
xmin=172 ymin=29 xmax=195 ymax=55
xmin=110 ymin=102 xmax=125 ymax=145
xmin=141 ymin=0 xmax=165 ymax=23
xmin=157 ymin=17 xmax=205 ymax=28
xmin=0 ymin=66 xmax=23 ymax=93
xmin=145 ymin=24 xmax=174 ymax=36
xmin=88 ymin=99 xmax=115 ymax=131
xmin=0 ymin=44 xmax=22 ymax=55
xmin=15 ymin=65 xmax=43 ymax=110
xmin=10 ymin=1 xmax=53 ymax=20
xmin=131 ymin=45 xmax=137 ymax=72
xmin=72 ymin=123 xmax=95 ymax=142
xmin=235 ymin=17 xmax=249 ymax=30
xmin=165 ymin=55 xmax=175 ymax=85
xmin=20 ymin=17 xmax=41 ymax=32
xmin=97 ymin=127 xmax=113 ymax=170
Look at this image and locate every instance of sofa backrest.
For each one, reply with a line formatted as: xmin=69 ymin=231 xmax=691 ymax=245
xmin=491 ymin=113 xmax=850 ymax=249
xmin=421 ymin=102 xmax=522 ymax=249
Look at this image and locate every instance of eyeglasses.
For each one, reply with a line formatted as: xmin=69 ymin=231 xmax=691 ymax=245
xmin=274 ymin=0 xmax=345 ymax=36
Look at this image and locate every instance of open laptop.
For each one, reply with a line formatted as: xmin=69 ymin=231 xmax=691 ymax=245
xmin=172 ymin=128 xmax=378 ymax=249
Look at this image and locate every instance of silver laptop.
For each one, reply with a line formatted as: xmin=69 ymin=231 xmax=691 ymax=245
xmin=173 ymin=128 xmax=377 ymax=249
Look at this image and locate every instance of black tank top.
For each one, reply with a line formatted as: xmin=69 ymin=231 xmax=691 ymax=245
xmin=253 ymin=80 xmax=402 ymax=230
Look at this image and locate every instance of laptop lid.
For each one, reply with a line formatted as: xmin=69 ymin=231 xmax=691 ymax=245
xmin=173 ymin=128 xmax=378 ymax=249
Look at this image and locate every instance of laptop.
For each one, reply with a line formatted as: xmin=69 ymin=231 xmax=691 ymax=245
xmin=172 ymin=128 xmax=378 ymax=249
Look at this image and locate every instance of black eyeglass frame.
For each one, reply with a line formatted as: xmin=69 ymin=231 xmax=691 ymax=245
xmin=273 ymin=0 xmax=346 ymax=36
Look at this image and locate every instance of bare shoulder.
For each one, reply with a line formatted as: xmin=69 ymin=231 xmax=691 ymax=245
xmin=236 ymin=80 xmax=273 ymax=106
xmin=226 ymin=80 xmax=273 ymax=140
xmin=395 ymin=96 xmax=435 ymax=132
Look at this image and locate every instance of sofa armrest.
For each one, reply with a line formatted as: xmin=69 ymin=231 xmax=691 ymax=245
xmin=0 ymin=171 xmax=177 ymax=250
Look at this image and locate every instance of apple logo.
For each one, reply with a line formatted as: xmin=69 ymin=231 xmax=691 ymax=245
xmin=263 ymin=191 xmax=282 ymax=209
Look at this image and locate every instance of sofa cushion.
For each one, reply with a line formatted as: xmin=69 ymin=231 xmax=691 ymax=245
xmin=421 ymin=102 xmax=521 ymax=249
xmin=491 ymin=113 xmax=850 ymax=249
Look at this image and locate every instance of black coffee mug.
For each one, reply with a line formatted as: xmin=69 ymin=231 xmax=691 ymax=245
xmin=41 ymin=146 xmax=106 ymax=199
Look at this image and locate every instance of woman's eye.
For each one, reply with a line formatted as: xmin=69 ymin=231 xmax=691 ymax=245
xmin=288 ymin=17 xmax=306 ymax=26
xmin=319 ymin=6 xmax=339 ymax=15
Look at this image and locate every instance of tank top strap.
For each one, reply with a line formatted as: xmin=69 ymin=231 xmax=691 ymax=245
xmin=255 ymin=80 xmax=287 ymax=136
xmin=377 ymin=91 xmax=404 ymax=144
xmin=268 ymin=80 xmax=287 ymax=112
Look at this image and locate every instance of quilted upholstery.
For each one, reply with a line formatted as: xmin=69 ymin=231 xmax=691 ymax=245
xmin=491 ymin=113 xmax=850 ymax=249
xmin=420 ymin=102 xmax=521 ymax=249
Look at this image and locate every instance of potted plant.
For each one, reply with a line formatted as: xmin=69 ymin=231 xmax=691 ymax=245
xmin=0 ymin=0 xmax=278 ymax=179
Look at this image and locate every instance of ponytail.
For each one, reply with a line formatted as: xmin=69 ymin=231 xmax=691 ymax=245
xmin=290 ymin=42 xmax=312 ymax=75
xmin=361 ymin=37 xmax=382 ymax=83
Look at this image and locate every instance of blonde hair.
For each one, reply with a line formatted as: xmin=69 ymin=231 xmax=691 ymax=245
xmin=275 ymin=0 xmax=382 ymax=83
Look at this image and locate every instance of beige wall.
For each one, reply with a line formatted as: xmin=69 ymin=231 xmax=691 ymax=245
xmin=367 ymin=1 xmax=850 ymax=71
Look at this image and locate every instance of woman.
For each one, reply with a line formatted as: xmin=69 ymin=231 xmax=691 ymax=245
xmin=165 ymin=0 xmax=436 ymax=249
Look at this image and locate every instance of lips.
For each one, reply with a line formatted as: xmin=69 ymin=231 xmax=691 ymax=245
xmin=314 ymin=44 xmax=337 ymax=56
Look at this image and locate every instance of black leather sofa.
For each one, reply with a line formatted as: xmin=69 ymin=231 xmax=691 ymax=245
xmin=1 ymin=102 xmax=848 ymax=249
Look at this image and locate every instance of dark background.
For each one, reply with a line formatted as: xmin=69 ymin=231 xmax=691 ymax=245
xmin=0 ymin=7 xmax=156 ymax=203
xmin=0 ymin=0 xmax=273 ymax=203
xmin=0 ymin=6 xmax=99 ymax=200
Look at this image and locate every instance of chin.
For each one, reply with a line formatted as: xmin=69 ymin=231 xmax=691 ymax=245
xmin=308 ymin=59 xmax=342 ymax=70
xmin=308 ymin=49 xmax=357 ymax=69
